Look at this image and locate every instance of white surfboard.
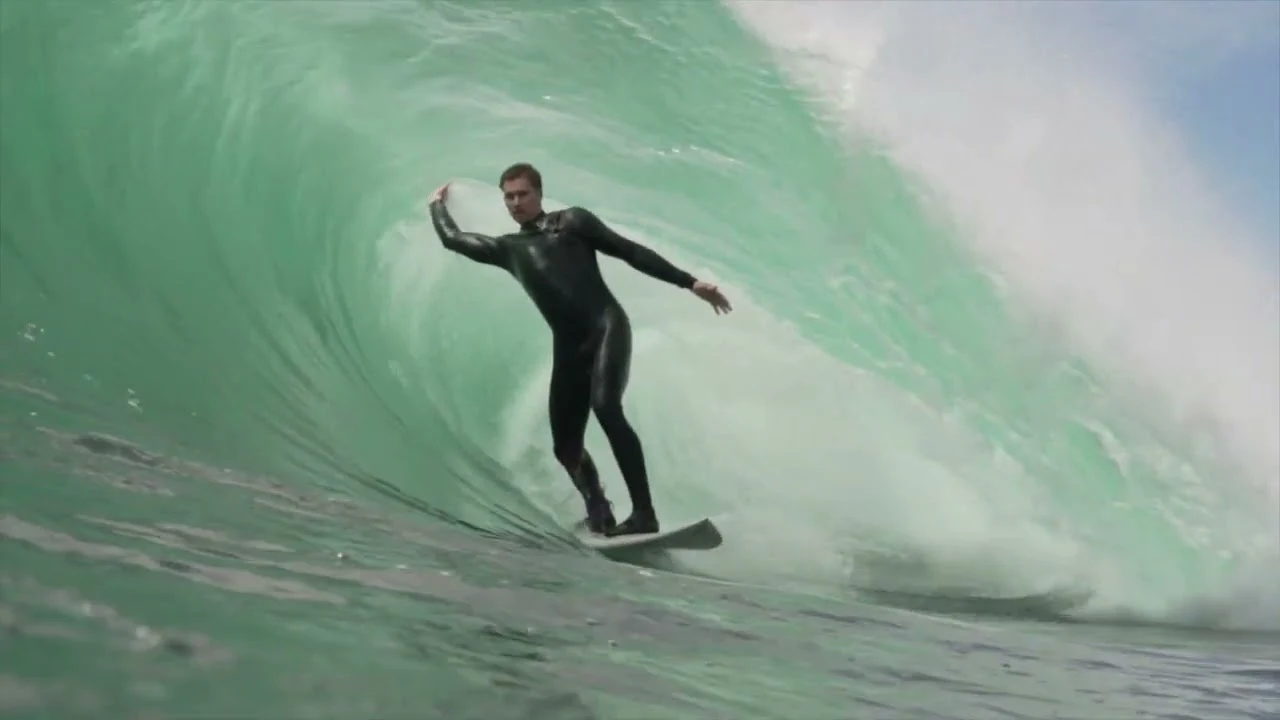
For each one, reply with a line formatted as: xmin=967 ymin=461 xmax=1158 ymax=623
xmin=574 ymin=516 xmax=722 ymax=557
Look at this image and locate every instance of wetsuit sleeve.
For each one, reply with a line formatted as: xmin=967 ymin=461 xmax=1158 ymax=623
xmin=570 ymin=207 xmax=697 ymax=289
xmin=429 ymin=200 xmax=507 ymax=267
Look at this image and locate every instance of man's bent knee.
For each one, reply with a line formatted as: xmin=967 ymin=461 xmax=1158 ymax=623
xmin=592 ymin=402 xmax=628 ymax=430
xmin=554 ymin=445 xmax=583 ymax=471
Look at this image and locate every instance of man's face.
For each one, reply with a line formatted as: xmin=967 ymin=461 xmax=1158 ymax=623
xmin=502 ymin=177 xmax=542 ymax=224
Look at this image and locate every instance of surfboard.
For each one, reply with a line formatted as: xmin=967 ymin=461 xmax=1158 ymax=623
xmin=573 ymin=516 xmax=722 ymax=557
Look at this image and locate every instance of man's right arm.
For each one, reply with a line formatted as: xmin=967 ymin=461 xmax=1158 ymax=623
xmin=429 ymin=200 xmax=507 ymax=267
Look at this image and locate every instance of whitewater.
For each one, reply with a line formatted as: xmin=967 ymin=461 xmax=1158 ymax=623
xmin=1 ymin=1 xmax=1276 ymax=718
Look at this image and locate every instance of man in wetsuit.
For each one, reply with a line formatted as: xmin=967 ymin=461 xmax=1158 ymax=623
xmin=428 ymin=162 xmax=732 ymax=537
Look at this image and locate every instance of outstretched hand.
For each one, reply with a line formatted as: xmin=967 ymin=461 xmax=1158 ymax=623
xmin=691 ymin=280 xmax=733 ymax=315
xmin=430 ymin=182 xmax=451 ymax=204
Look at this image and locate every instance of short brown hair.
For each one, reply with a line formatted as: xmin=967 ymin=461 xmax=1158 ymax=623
xmin=498 ymin=162 xmax=542 ymax=193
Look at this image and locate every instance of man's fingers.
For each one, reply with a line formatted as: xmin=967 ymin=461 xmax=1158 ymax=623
xmin=694 ymin=284 xmax=732 ymax=314
xmin=714 ymin=291 xmax=731 ymax=313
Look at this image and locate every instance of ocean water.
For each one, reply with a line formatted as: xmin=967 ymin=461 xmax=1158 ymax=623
xmin=2 ymin=1 xmax=1278 ymax=718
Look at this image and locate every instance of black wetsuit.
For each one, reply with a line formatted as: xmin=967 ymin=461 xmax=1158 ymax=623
xmin=429 ymin=200 xmax=697 ymax=536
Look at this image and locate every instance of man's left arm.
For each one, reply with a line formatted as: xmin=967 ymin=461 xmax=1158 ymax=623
xmin=571 ymin=207 xmax=697 ymax=289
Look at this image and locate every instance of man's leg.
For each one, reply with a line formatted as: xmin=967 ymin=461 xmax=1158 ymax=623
xmin=549 ymin=344 xmax=615 ymax=533
xmin=589 ymin=313 xmax=659 ymax=536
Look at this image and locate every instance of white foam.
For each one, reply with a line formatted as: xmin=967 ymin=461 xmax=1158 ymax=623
xmin=723 ymin=0 xmax=1279 ymax=625
xmin=726 ymin=0 xmax=1279 ymax=492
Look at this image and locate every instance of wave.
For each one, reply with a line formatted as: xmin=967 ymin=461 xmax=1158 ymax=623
xmin=1 ymin=0 xmax=1274 ymax=632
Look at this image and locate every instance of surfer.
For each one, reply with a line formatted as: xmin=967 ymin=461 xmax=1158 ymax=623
xmin=427 ymin=163 xmax=732 ymax=537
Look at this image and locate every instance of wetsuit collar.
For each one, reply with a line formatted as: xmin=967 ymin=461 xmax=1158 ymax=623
xmin=519 ymin=212 xmax=548 ymax=233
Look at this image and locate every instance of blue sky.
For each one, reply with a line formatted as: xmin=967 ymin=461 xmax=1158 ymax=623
xmin=1109 ymin=0 xmax=1280 ymax=256
xmin=1173 ymin=41 xmax=1280 ymax=253
xmin=1023 ymin=0 xmax=1279 ymax=255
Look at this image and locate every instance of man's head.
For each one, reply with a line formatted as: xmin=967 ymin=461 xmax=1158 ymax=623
xmin=499 ymin=162 xmax=543 ymax=224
